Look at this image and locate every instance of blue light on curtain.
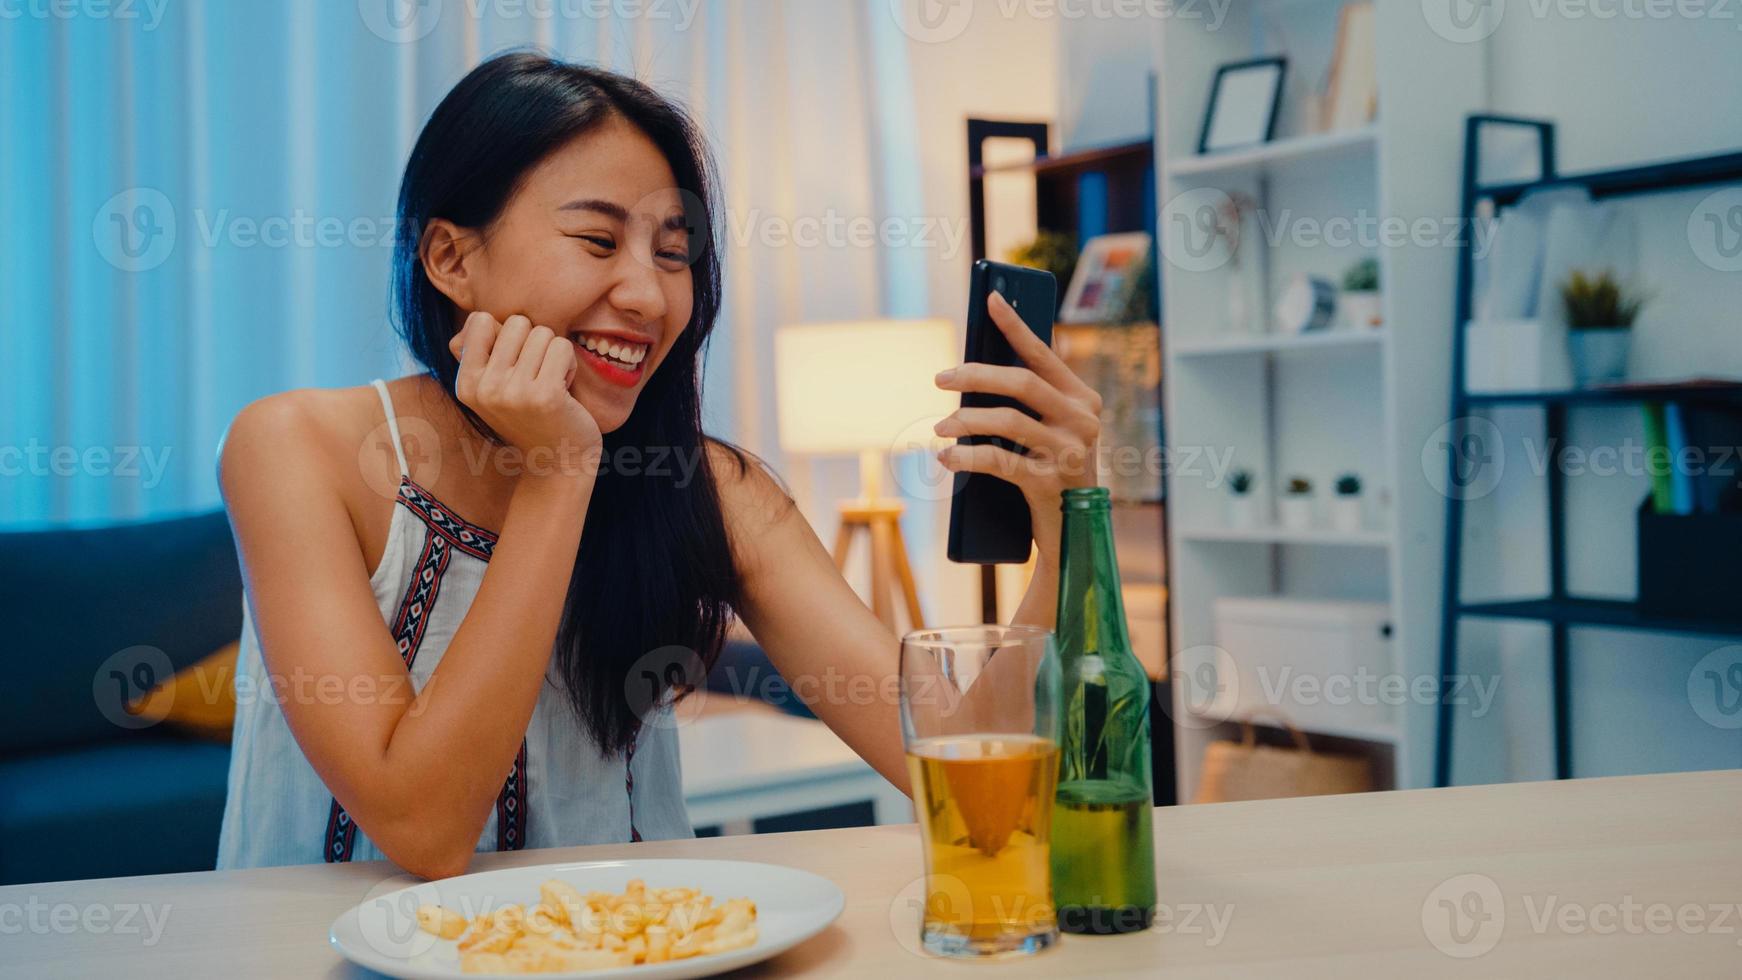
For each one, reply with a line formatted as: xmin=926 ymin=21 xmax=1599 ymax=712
xmin=2 ymin=0 xmax=946 ymax=534
xmin=4 ymin=3 xmax=411 ymax=527
xmin=1 ymin=19 xmax=59 ymax=522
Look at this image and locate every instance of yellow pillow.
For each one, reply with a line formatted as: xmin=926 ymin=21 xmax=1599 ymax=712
xmin=132 ymin=641 xmax=239 ymax=742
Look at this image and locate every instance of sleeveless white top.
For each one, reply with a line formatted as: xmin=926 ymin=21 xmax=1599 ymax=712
xmin=216 ymin=380 xmax=693 ymax=870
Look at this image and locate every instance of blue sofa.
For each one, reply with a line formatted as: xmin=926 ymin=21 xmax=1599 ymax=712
xmin=1 ymin=510 xmax=825 ymax=884
xmin=0 ymin=511 xmax=242 ymax=885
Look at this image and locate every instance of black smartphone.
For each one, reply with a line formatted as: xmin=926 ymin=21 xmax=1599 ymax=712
xmin=947 ymin=259 xmax=1057 ymax=565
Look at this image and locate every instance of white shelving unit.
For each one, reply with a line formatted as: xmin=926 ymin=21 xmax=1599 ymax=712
xmin=1167 ymin=125 xmax=1378 ymax=179
xmin=1174 ymin=525 xmax=1392 ymax=548
xmin=1151 ymin=2 xmax=1486 ymax=800
xmin=1172 ymin=328 xmax=1386 ymax=358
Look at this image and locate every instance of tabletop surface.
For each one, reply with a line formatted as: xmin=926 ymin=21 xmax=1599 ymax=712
xmin=4 ymin=769 xmax=1739 ymax=979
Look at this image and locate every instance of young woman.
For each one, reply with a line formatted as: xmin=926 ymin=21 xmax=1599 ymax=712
xmin=216 ymin=52 xmax=1102 ymax=878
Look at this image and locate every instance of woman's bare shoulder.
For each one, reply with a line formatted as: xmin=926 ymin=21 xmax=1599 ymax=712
xmin=217 ymin=383 xmax=396 ymax=504
xmin=705 ymin=439 xmax=788 ymax=506
xmin=704 ymin=439 xmax=802 ymax=556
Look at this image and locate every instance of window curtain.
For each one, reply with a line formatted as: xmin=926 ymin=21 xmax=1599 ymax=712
xmin=0 ymin=0 xmax=939 ymax=525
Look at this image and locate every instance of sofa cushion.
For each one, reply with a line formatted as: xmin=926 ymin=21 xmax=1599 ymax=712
xmin=0 ymin=737 xmax=231 ymax=884
xmin=706 ymin=639 xmax=816 ymax=720
xmin=133 ymin=641 xmax=241 ymax=742
xmin=0 ymin=510 xmax=243 ymax=754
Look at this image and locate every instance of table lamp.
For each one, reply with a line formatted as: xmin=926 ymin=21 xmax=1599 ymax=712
xmin=774 ymin=319 xmax=958 ymax=632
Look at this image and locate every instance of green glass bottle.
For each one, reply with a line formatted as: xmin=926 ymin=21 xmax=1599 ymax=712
xmin=1050 ymin=487 xmax=1158 ymax=935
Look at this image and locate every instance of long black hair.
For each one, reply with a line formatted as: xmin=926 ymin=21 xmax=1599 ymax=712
xmin=391 ymin=52 xmax=744 ymax=755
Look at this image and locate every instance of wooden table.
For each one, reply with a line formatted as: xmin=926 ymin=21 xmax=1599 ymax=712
xmin=4 ymin=770 xmax=1738 ymax=978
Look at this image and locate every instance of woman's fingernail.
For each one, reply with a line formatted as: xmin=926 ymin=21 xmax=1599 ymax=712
xmin=935 ymin=368 xmax=956 ymax=384
xmin=934 ymin=418 xmax=964 ymax=436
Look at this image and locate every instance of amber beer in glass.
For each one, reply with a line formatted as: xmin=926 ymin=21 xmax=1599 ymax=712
xmin=900 ymin=625 xmax=1061 ymax=959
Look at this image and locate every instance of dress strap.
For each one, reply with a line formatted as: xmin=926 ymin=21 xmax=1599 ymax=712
xmin=370 ymin=379 xmax=410 ymax=479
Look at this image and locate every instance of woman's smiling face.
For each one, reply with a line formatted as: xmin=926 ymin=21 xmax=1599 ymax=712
xmin=447 ymin=114 xmax=696 ymax=434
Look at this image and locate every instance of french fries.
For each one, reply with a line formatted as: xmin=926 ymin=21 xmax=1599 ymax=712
xmin=416 ymin=878 xmax=758 ymax=974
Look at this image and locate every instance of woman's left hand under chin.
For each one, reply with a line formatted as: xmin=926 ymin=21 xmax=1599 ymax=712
xmin=932 ymin=290 xmax=1103 ymax=565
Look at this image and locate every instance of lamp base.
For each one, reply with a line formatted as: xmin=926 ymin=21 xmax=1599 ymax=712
xmin=832 ymin=497 xmax=925 ymax=633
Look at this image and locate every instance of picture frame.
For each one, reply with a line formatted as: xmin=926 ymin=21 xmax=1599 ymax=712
xmin=1198 ymin=56 xmax=1287 ymax=155
xmin=1058 ymin=231 xmax=1153 ymax=324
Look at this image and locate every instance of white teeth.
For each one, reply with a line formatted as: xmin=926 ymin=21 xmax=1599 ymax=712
xmin=576 ymin=334 xmax=648 ymax=368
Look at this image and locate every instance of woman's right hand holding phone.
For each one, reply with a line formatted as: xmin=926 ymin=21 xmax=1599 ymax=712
xmin=447 ymin=312 xmax=601 ymax=478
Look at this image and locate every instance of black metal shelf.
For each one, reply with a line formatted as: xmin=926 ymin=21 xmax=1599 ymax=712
xmin=1460 ymin=597 xmax=1742 ymax=638
xmin=1465 ymin=382 xmax=1742 ymax=407
xmin=970 ymin=138 xmax=1153 ymax=179
xmin=1478 ymin=149 xmax=1742 ymax=206
xmin=1435 ymin=115 xmax=1742 ymax=789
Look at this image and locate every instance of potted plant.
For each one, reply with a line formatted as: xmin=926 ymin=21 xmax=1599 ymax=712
xmin=1339 ymin=257 xmax=1382 ymax=329
xmin=1226 ymin=469 xmax=1259 ymax=528
xmin=1559 ymin=269 xmax=1645 ymax=386
xmin=1331 ymin=473 xmax=1364 ymax=532
xmin=1278 ymin=476 xmax=1315 ymax=531
xmin=1006 ymin=230 xmax=1077 ymax=301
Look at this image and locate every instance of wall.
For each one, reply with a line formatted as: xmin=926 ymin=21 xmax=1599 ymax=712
xmin=1055 ymin=8 xmax=1157 ymax=150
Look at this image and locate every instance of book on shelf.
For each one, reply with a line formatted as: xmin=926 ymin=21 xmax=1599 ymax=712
xmin=1641 ymin=402 xmax=1673 ymax=514
xmin=1641 ymin=396 xmax=1742 ymax=516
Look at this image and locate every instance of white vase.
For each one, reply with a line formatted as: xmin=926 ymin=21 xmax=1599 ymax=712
xmin=1330 ymin=495 xmax=1363 ymax=533
xmin=1227 ymin=494 xmax=1259 ymax=529
xmin=1278 ymin=495 xmax=1314 ymax=531
xmin=1568 ymin=329 xmax=1631 ymax=386
xmin=1339 ymin=291 xmax=1383 ymax=330
xmin=1465 ymin=319 xmax=1573 ymax=393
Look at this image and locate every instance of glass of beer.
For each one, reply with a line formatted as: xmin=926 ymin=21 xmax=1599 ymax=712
xmin=900 ymin=625 xmax=1061 ymax=960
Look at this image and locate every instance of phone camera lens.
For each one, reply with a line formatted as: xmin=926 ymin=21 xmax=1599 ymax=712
xmin=993 ymin=276 xmax=1007 ymax=293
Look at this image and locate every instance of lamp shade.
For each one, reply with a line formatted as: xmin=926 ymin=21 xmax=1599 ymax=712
xmin=774 ymin=319 xmax=959 ymax=455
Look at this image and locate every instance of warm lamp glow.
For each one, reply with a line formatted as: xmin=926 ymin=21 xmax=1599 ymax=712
xmin=774 ymin=319 xmax=959 ymax=456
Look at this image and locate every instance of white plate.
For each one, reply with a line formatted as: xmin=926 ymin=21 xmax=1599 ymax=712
xmin=330 ymin=858 xmax=844 ymax=979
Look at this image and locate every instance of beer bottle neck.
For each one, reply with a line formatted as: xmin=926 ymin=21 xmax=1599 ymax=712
xmin=1055 ymin=489 xmax=1131 ymax=660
